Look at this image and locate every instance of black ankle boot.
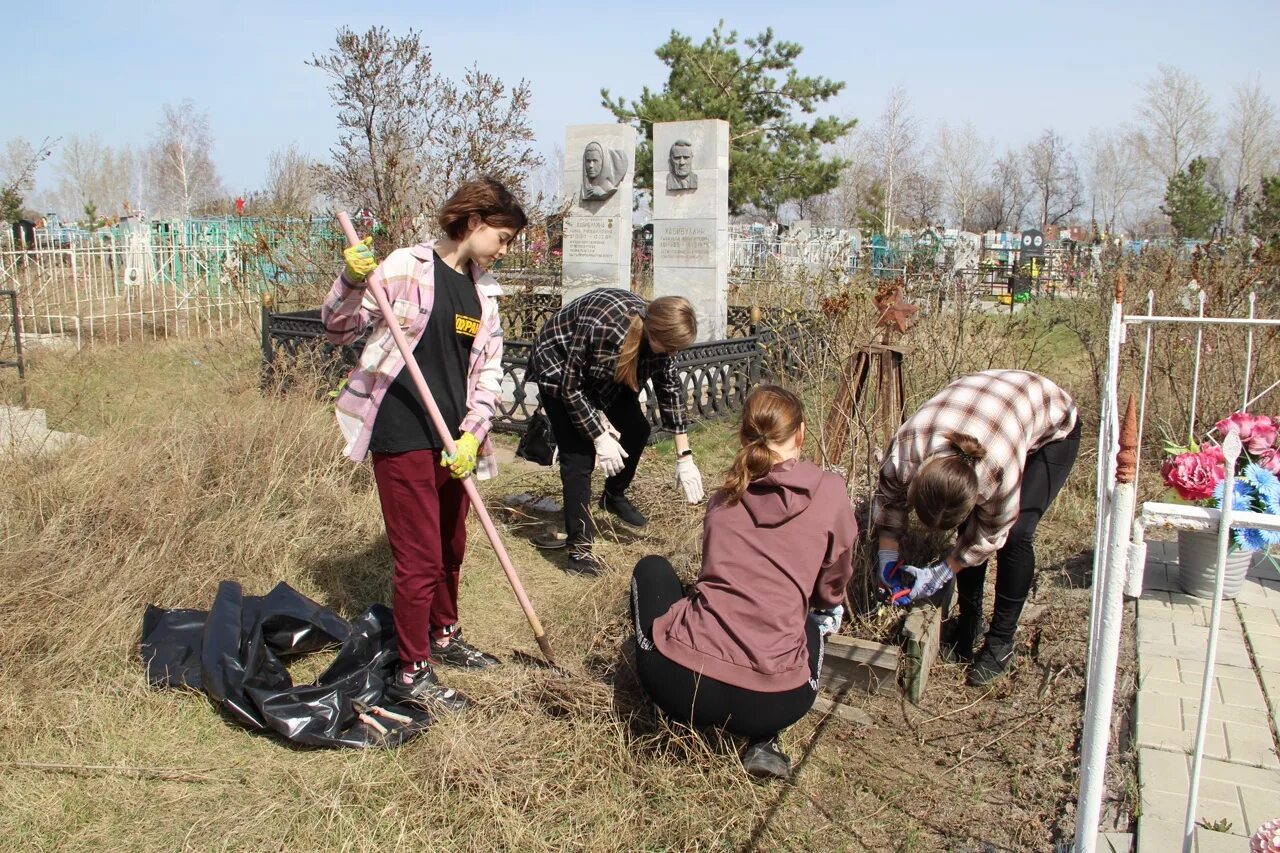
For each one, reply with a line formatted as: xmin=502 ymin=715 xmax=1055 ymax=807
xmin=599 ymin=492 xmax=648 ymax=528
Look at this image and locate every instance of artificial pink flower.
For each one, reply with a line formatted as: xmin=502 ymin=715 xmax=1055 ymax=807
xmin=1259 ymin=449 xmax=1280 ymax=474
xmin=1161 ymin=449 xmax=1226 ymax=501
xmin=1215 ymin=412 xmax=1279 ymax=455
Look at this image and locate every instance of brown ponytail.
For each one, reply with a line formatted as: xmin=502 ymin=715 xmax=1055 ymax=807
xmin=907 ymin=431 xmax=987 ymax=530
xmin=718 ymin=384 xmax=805 ymax=506
xmin=613 ymin=295 xmax=697 ymax=391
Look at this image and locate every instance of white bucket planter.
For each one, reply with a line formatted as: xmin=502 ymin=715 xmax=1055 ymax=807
xmin=1176 ymin=528 xmax=1253 ymax=599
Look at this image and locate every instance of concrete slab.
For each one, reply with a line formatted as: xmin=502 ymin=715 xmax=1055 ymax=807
xmin=1136 ymin=816 xmax=1247 ymax=853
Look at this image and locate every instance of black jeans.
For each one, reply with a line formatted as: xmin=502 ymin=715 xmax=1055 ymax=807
xmin=540 ymin=389 xmax=650 ymax=552
xmin=957 ymin=419 xmax=1082 ymax=643
xmin=630 ymin=555 xmax=820 ymax=739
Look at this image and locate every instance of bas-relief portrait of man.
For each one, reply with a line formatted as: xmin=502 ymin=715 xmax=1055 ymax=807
xmin=665 ymin=139 xmax=698 ymax=191
xmin=580 ymin=141 xmax=630 ymax=204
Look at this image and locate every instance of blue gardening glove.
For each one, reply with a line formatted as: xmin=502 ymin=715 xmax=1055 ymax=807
xmin=809 ymin=605 xmax=844 ymax=637
xmin=442 ymin=432 xmax=479 ymax=479
xmin=901 ymin=560 xmax=954 ymax=603
xmin=343 ymin=236 xmax=376 ymax=282
xmin=878 ymin=549 xmax=911 ymax=606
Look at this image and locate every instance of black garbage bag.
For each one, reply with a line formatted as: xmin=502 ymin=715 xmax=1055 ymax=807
xmin=140 ymin=580 xmax=431 ymax=748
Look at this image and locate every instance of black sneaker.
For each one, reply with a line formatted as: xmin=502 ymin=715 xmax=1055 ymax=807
xmin=433 ymin=631 xmax=501 ymax=669
xmin=599 ymin=492 xmax=648 ymax=528
xmin=385 ymin=661 xmax=472 ymax=712
xmin=940 ymin=617 xmax=985 ymax=664
xmin=566 ymin=551 xmax=600 ymax=577
xmin=742 ymin=735 xmax=791 ymax=779
xmin=967 ymin=638 xmax=1015 ymax=686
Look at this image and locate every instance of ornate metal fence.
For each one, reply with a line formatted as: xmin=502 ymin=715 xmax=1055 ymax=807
xmin=261 ymin=298 xmax=816 ymax=443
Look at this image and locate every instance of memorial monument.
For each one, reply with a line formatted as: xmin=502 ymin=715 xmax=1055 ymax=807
xmin=651 ymin=119 xmax=729 ymax=341
xmin=561 ymin=124 xmax=636 ymax=302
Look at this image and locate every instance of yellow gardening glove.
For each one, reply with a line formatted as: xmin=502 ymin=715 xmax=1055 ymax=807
xmin=343 ymin=236 xmax=376 ymax=282
xmin=442 ymin=431 xmax=479 ymax=479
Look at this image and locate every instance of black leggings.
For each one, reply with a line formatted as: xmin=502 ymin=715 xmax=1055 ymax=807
xmin=629 ymin=555 xmax=820 ymax=739
xmin=956 ymin=420 xmax=1082 ymax=642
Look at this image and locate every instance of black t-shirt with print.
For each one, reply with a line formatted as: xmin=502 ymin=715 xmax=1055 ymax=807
xmin=368 ymin=254 xmax=482 ymax=454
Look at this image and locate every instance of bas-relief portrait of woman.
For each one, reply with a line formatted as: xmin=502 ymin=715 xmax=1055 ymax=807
xmin=580 ymin=141 xmax=630 ymax=205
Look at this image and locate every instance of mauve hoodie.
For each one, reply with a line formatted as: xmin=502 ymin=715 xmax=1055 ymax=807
xmin=651 ymin=458 xmax=858 ymax=693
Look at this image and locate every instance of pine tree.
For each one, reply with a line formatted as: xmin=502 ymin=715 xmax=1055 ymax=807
xmin=1245 ymin=175 xmax=1280 ymax=246
xmin=1161 ymin=156 xmax=1225 ymax=239
xmin=601 ymin=22 xmax=854 ymax=215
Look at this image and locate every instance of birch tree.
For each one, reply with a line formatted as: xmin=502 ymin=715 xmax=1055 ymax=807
xmin=1134 ymin=65 xmax=1215 ymax=185
xmin=868 ymin=87 xmax=916 ymax=234
xmin=1024 ymin=129 xmax=1083 ymax=227
xmin=1222 ymin=75 xmax=1278 ymax=231
xmin=934 ymin=121 xmax=989 ymax=231
xmin=148 ymin=100 xmax=223 ymax=218
xmin=1086 ymin=128 xmax=1145 ymax=236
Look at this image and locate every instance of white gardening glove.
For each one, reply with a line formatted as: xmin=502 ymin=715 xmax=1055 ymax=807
xmin=809 ymin=604 xmax=844 ymax=637
xmin=593 ymin=431 xmax=628 ymax=477
xmin=901 ymin=560 xmax=954 ymax=603
xmin=675 ymin=455 xmax=704 ymax=503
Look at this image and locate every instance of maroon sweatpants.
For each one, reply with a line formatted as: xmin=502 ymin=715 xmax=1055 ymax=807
xmin=371 ymin=449 xmax=470 ymax=665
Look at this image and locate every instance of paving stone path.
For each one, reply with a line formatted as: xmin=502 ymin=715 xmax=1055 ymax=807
xmin=1133 ymin=539 xmax=1280 ymax=852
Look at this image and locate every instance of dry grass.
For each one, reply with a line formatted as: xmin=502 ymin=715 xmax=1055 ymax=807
xmin=0 ymin=280 xmax=1138 ymax=851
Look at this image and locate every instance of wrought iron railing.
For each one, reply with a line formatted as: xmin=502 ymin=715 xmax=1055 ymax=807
xmin=261 ymin=299 xmax=817 ymax=443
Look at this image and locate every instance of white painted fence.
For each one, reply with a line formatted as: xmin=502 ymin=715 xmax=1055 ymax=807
xmin=1077 ymin=285 xmax=1280 ymax=852
xmin=0 ymin=240 xmax=254 ymax=347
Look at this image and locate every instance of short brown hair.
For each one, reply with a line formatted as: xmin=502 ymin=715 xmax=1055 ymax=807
xmin=907 ymin=431 xmax=987 ymax=530
xmin=437 ymin=176 xmax=528 ymax=240
xmin=718 ymin=384 xmax=805 ymax=507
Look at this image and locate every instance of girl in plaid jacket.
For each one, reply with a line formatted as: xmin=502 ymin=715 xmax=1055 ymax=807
xmin=872 ymin=370 xmax=1080 ymax=686
xmin=322 ymin=177 xmax=526 ymax=712
xmin=529 ymin=289 xmax=706 ymax=576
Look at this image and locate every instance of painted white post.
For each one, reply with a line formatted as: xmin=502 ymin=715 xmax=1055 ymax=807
xmin=1182 ymin=428 xmax=1243 ymax=853
xmin=1074 ymin=394 xmax=1140 ymax=853
xmin=1088 ymin=276 xmax=1126 ymax=681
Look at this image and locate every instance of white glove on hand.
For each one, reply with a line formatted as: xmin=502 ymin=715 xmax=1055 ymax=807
xmin=902 ymin=560 xmax=954 ymax=603
xmin=593 ymin=431 xmax=628 ymax=477
xmin=675 ymin=455 xmax=704 ymax=503
xmin=809 ymin=605 xmax=844 ymax=637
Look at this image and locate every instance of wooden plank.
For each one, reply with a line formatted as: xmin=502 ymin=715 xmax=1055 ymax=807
xmin=901 ymin=604 xmax=943 ymax=704
xmin=820 ymin=634 xmax=899 ymax=698
xmin=810 ymin=693 xmax=874 ymax=727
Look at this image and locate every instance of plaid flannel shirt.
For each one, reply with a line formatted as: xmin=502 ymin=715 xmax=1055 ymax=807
xmin=530 ymin=288 xmax=688 ymax=439
xmin=320 ymin=241 xmax=504 ymax=478
xmin=872 ymin=370 xmax=1078 ymax=567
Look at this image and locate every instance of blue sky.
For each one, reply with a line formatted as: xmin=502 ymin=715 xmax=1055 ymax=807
xmin=13 ymin=0 xmax=1280 ymax=195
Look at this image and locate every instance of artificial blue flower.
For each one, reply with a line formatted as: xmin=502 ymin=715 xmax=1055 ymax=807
xmin=1213 ymin=478 xmax=1258 ymax=512
xmin=1215 ymin=478 xmax=1267 ymax=552
xmin=1244 ymin=463 xmax=1280 ymax=515
xmin=1235 ymin=526 xmax=1267 ymax=552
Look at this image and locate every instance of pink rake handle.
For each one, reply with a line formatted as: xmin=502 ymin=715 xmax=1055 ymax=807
xmin=337 ymin=213 xmax=555 ymax=665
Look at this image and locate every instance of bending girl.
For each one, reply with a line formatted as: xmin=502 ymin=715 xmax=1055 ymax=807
xmin=873 ymin=369 xmax=1080 ymax=686
xmin=530 ymin=289 xmax=704 ymax=576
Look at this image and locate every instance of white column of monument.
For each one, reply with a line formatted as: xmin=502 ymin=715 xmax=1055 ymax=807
xmin=651 ymin=119 xmax=729 ymax=341
xmin=560 ymin=124 xmax=637 ymax=303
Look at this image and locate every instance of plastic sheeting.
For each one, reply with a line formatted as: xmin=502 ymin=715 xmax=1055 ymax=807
xmin=140 ymin=580 xmax=430 ymax=748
